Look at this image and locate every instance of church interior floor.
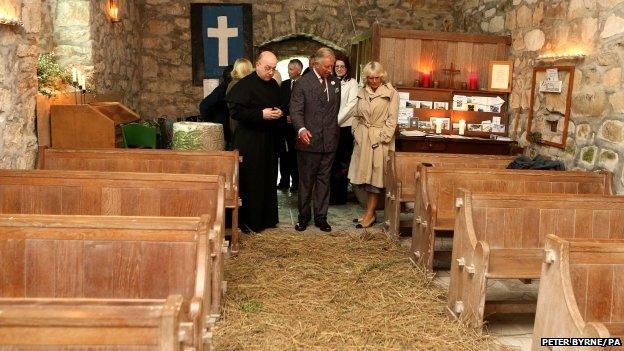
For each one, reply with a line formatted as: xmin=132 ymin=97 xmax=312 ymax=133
xmin=214 ymin=190 xmax=533 ymax=350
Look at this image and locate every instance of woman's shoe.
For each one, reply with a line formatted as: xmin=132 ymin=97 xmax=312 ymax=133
xmin=356 ymin=217 xmax=377 ymax=229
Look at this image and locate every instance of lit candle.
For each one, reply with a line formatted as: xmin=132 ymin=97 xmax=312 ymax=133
xmin=110 ymin=4 xmax=119 ymax=21
xmin=72 ymin=68 xmax=78 ymax=83
xmin=422 ymin=71 xmax=431 ymax=88
xmin=458 ymin=119 xmax=466 ymax=135
xmin=435 ymin=119 xmax=442 ymax=134
xmin=469 ymin=72 xmax=478 ymax=90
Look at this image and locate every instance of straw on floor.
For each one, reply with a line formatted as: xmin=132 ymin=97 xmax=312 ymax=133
xmin=213 ymin=227 xmax=502 ymax=350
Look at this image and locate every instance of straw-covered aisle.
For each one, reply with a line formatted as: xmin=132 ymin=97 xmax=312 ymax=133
xmin=213 ymin=227 xmax=502 ymax=350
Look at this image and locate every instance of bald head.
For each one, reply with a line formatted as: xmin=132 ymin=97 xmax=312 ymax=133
xmin=256 ymin=51 xmax=278 ymax=81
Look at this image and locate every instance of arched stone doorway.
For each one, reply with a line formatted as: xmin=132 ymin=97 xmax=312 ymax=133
xmin=257 ymin=33 xmax=347 ymax=61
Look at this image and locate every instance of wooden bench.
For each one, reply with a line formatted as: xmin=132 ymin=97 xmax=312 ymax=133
xmin=0 ymin=295 xmax=193 ymax=351
xmin=383 ymin=151 xmax=514 ymax=239
xmin=411 ymin=166 xmax=614 ymax=272
xmin=448 ymin=190 xmax=624 ymax=328
xmin=37 ymin=146 xmax=242 ymax=253
xmin=0 ymin=214 xmax=220 ymax=351
xmin=532 ymin=235 xmax=624 ymax=350
xmin=0 ymin=169 xmax=226 ymax=320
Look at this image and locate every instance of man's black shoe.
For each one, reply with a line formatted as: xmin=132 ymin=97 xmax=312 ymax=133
xmin=294 ymin=222 xmax=308 ymax=231
xmin=315 ymin=220 xmax=332 ymax=232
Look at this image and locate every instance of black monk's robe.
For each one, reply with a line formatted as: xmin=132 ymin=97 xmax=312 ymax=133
xmin=226 ymin=72 xmax=281 ymax=232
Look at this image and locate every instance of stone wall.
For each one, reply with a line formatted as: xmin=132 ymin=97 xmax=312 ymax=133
xmin=90 ymin=0 xmax=142 ymax=110
xmin=50 ymin=0 xmax=92 ymax=69
xmin=0 ymin=0 xmax=40 ymax=169
xmin=454 ymin=0 xmax=624 ymax=194
xmin=139 ymin=0 xmax=455 ymax=119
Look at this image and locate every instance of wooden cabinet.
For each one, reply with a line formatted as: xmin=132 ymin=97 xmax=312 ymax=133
xmin=396 ymin=135 xmax=517 ymax=155
xmin=50 ymin=102 xmax=140 ymax=149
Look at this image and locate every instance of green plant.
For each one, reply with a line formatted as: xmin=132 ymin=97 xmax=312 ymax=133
xmin=240 ymin=299 xmax=263 ymax=313
xmin=37 ymin=53 xmax=71 ymax=97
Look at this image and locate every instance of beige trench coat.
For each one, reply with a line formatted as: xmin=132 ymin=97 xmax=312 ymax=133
xmin=348 ymin=83 xmax=399 ymax=188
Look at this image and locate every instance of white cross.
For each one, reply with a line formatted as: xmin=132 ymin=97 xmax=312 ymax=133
xmin=207 ymin=16 xmax=239 ymax=66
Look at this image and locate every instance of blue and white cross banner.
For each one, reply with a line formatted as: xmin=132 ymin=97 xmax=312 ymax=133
xmin=191 ymin=4 xmax=253 ymax=84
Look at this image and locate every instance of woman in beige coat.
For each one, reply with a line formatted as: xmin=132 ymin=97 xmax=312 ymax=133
xmin=348 ymin=61 xmax=399 ymax=228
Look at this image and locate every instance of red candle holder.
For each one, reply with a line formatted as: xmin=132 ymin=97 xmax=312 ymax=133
xmin=422 ymin=71 xmax=431 ymax=88
xmin=469 ymin=73 xmax=478 ymax=90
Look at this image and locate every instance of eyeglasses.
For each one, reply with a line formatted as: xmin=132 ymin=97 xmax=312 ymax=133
xmin=367 ymin=76 xmax=381 ymax=80
xmin=335 ymin=65 xmax=346 ymax=68
xmin=263 ymin=65 xmax=276 ymax=72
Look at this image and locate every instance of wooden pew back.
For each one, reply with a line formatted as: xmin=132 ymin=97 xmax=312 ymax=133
xmin=37 ymin=147 xmax=242 ymax=253
xmin=421 ymin=167 xmax=613 ymax=225
xmin=0 ymin=214 xmax=211 ymax=300
xmin=0 ymin=170 xmax=226 ymax=318
xmin=0 ymin=169 xmax=222 ymax=217
xmin=0 ymin=295 xmax=192 ymax=351
xmin=387 ymin=151 xmax=514 ymax=201
xmin=467 ymin=192 xmax=624 ymax=250
xmin=37 ymin=147 xmax=239 ymax=207
xmin=532 ymin=235 xmax=624 ymax=349
xmin=0 ymin=214 xmax=214 ymax=350
xmin=411 ymin=167 xmax=613 ymax=270
xmin=449 ymin=192 xmax=624 ymax=328
xmin=383 ymin=151 xmax=514 ymax=238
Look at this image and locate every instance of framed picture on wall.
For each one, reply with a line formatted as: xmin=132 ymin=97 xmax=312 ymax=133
xmin=487 ymin=61 xmax=513 ymax=92
xmin=190 ymin=3 xmax=253 ymax=85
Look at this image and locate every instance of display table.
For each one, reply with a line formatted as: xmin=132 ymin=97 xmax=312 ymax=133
xmin=395 ymin=135 xmax=519 ymax=155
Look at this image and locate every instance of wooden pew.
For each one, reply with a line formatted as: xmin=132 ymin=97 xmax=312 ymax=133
xmin=448 ymin=190 xmax=624 ymax=328
xmin=383 ymin=151 xmax=514 ymax=239
xmin=0 ymin=295 xmax=194 ymax=351
xmin=0 ymin=214 xmax=218 ymax=351
xmin=37 ymin=146 xmax=242 ymax=253
xmin=532 ymin=235 xmax=624 ymax=351
xmin=0 ymin=169 xmax=226 ymax=321
xmin=411 ymin=166 xmax=613 ymax=272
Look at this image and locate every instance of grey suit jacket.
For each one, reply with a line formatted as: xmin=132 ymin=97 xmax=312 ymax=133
xmin=290 ymin=71 xmax=341 ymax=153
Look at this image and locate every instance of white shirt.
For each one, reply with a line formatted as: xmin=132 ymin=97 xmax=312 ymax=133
xmin=337 ymin=78 xmax=358 ymax=127
xmin=299 ymin=69 xmax=328 ymax=136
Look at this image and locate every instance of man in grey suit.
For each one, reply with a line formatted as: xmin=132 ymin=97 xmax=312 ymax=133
xmin=290 ymin=47 xmax=340 ymax=232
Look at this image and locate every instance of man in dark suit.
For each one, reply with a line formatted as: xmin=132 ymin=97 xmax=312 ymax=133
xmin=277 ymin=59 xmax=303 ymax=191
xmin=290 ymin=47 xmax=340 ymax=232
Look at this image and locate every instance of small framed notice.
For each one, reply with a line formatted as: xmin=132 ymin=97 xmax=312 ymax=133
xmin=488 ymin=61 xmax=513 ymax=92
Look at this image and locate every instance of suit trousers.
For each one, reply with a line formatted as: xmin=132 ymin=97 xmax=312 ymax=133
xmin=297 ymin=150 xmax=336 ymax=223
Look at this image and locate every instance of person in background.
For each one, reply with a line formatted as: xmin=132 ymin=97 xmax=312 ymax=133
xmin=329 ymin=55 xmax=358 ymax=205
xmin=273 ymin=70 xmax=283 ymax=86
xmin=199 ymin=65 xmax=233 ymax=147
xmin=277 ymin=59 xmax=303 ymax=191
xmin=225 ymin=51 xmax=283 ymax=233
xmin=302 ymin=53 xmax=315 ymax=76
xmin=348 ymin=61 xmax=399 ymax=229
xmin=290 ymin=47 xmax=340 ymax=233
xmin=227 ymin=58 xmax=254 ymax=140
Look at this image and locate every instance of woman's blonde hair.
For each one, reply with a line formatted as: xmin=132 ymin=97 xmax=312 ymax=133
xmin=361 ymin=61 xmax=388 ymax=85
xmin=231 ymin=58 xmax=253 ymax=80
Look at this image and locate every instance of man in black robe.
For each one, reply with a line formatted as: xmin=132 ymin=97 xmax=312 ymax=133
xmin=226 ymin=51 xmax=283 ymax=233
